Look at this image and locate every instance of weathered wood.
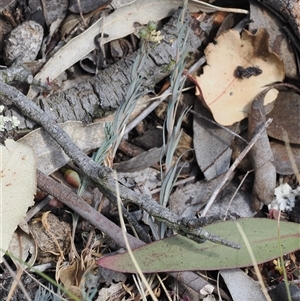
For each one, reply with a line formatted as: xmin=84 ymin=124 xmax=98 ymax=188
xmin=2 ymin=10 xmax=201 ymax=133
xmin=258 ymin=0 xmax=300 ymax=40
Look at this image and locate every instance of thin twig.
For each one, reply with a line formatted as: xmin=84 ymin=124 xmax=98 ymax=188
xmin=201 ymin=118 xmax=273 ymax=217
xmin=36 ymin=168 xmax=230 ymax=297
xmin=115 ymin=171 xmax=159 ymax=301
xmin=224 ymin=170 xmax=252 ymax=219
xmin=0 ymin=80 xmax=150 ymax=242
xmin=2 ymin=258 xmax=32 ymax=301
xmin=190 ymin=109 xmax=248 ymax=144
xmin=0 ymin=80 xmax=239 ymax=248
xmin=36 ymin=169 xmax=143 ymax=249
xmin=25 ymin=195 xmax=52 ymax=222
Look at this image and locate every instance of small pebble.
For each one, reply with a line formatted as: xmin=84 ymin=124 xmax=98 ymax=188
xmin=4 ymin=20 xmax=44 ymax=66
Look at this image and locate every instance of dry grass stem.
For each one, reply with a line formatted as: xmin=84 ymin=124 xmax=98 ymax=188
xmin=115 ymin=171 xmax=159 ymax=301
xmin=236 ymin=222 xmax=272 ymax=301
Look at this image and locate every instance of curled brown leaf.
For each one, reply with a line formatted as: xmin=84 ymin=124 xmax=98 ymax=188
xmin=248 ymin=91 xmax=276 ymax=211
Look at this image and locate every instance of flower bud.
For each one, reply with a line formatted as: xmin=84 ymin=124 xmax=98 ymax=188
xmin=138 ymin=28 xmax=148 ymax=39
xmin=147 ymin=21 xmax=157 ymax=31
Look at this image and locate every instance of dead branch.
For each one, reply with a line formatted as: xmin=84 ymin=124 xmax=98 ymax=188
xmin=36 ymin=169 xmax=231 ymax=299
xmin=0 ymin=80 xmax=240 ymax=249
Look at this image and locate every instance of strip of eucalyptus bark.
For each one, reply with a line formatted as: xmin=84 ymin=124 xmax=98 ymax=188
xmin=257 ymin=0 xmax=300 ymax=40
xmin=248 ymin=89 xmax=276 ymax=211
xmin=0 ymin=80 xmax=240 ymax=249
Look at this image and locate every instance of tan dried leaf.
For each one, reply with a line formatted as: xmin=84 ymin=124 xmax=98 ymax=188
xmin=196 ymin=28 xmax=284 ymax=126
xmin=0 ymin=139 xmax=36 ymax=262
xmin=8 ymin=229 xmax=37 ymax=269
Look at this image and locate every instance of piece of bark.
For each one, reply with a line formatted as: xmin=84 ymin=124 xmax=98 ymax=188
xmin=249 ymin=0 xmax=297 ymax=78
xmin=270 ymin=140 xmax=300 ymax=175
xmin=266 ymin=91 xmax=300 ymax=145
xmin=193 ymin=102 xmax=233 ymax=181
xmin=113 ymin=147 xmax=162 ymax=172
xmin=248 ymin=91 xmax=277 ymax=211
xmin=1 ymin=10 xmax=201 ymax=133
xmin=257 ymin=0 xmax=300 ymax=41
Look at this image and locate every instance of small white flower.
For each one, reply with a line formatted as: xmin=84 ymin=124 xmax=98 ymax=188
xmin=269 ymin=183 xmax=300 ymax=212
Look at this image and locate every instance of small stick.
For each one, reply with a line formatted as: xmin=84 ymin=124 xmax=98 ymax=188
xmin=36 ymin=169 xmax=143 ymax=249
xmin=0 ymin=75 xmax=239 ymax=248
xmin=201 ymin=118 xmax=273 ymax=217
xmin=190 ymin=109 xmax=248 ymax=144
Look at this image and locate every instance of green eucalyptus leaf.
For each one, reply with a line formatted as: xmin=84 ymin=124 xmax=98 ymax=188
xmin=98 ymin=218 xmax=300 ymax=273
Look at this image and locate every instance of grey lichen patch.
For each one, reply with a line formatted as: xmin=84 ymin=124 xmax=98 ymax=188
xmin=4 ymin=20 xmax=43 ymax=66
xmin=0 ymin=105 xmax=20 ymax=131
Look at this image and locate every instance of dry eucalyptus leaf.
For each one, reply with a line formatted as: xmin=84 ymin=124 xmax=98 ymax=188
xmin=113 ymin=147 xmax=162 ymax=172
xmin=117 ymin=168 xmax=159 ymax=195
xmin=111 ymin=0 xmax=136 ymax=8
xmin=0 ymin=139 xmax=36 ymax=262
xmin=169 ymin=174 xmax=255 ymax=219
xmin=58 ymin=260 xmax=83 ymax=299
xmin=59 ymin=258 xmax=102 ymax=299
xmin=196 ymin=28 xmax=284 ymax=126
xmin=8 ymin=229 xmax=37 ymax=269
xmin=96 ymin=282 xmax=124 ymax=300
xmin=220 ymin=269 xmax=266 ymax=301
xmin=98 ymin=266 xmax=127 ymax=285
xmin=60 ymin=13 xmax=83 ymax=40
xmin=132 ymin=128 xmax=163 ymax=149
xmin=43 ymin=0 xmax=68 ymax=26
xmin=193 ymin=102 xmax=233 ymax=180
xmin=68 ymin=0 xmax=111 ymax=14
xmin=270 ymin=141 xmax=300 ymax=175
xmin=19 ymin=120 xmax=109 ymax=175
xmin=267 ymin=91 xmax=300 ymax=145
